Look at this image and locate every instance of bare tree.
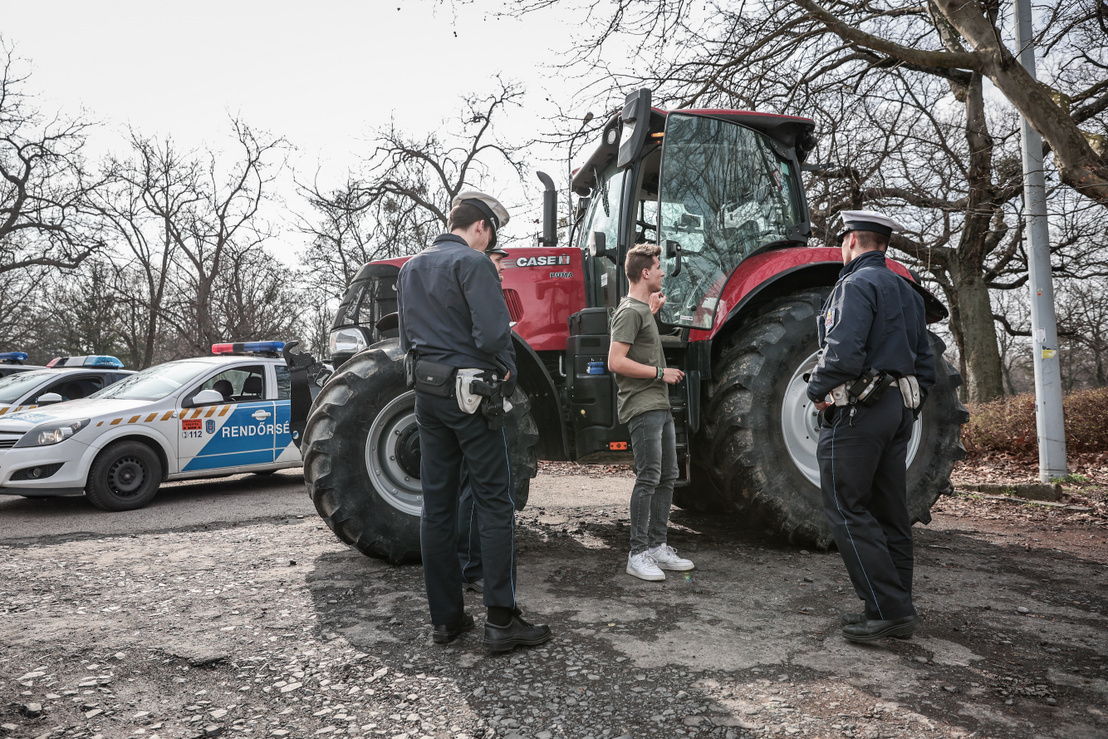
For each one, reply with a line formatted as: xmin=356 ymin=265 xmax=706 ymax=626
xmin=297 ymin=80 xmax=527 ymax=299
xmin=97 ymin=133 xmax=202 ymax=367
xmin=210 ymin=244 xmax=303 ymax=343
xmin=0 ymin=266 xmax=47 ymax=354
xmin=148 ymin=120 xmax=289 ymax=356
xmin=35 ymin=259 xmax=125 ymax=359
xmin=0 ymin=40 xmax=111 ymax=275
xmin=510 ymin=0 xmax=1108 ymax=400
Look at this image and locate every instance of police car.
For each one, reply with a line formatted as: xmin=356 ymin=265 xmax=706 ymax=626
xmin=0 ymin=352 xmax=43 ymax=377
xmin=0 ymin=357 xmax=134 ymax=415
xmin=0 ymin=342 xmax=302 ymax=511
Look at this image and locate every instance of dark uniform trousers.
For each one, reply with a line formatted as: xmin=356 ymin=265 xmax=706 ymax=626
xmin=817 ymin=390 xmax=917 ymax=621
xmin=457 ymin=471 xmax=483 ymax=584
xmin=415 ymin=391 xmax=515 ymax=626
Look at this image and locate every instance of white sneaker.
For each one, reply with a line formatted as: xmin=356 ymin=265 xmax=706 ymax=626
xmin=647 ymin=544 xmax=695 ymax=571
xmin=626 ymin=551 xmax=665 ymax=581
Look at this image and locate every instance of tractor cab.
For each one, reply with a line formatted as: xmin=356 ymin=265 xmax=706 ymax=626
xmin=571 ymin=90 xmax=816 ymax=332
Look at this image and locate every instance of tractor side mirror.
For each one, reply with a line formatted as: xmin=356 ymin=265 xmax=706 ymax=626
xmin=617 ymin=88 xmax=652 ymax=169
xmin=666 ymin=239 xmax=683 ymax=277
xmin=536 ymin=171 xmax=558 ymax=246
xmin=589 ymin=231 xmax=607 ymax=259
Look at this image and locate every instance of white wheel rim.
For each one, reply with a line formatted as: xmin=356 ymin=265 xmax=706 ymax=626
xmin=780 ymin=352 xmax=922 ymax=488
xmin=364 ymin=390 xmax=423 ymax=516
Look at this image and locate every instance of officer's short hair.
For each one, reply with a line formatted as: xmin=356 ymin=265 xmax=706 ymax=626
xmin=447 ymin=203 xmax=490 ymax=233
xmin=625 ymin=243 xmax=661 ymax=283
xmin=853 ymin=230 xmax=890 ymax=251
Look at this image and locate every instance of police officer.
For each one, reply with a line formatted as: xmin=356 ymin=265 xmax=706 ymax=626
xmin=397 ymin=191 xmax=551 ymax=652
xmin=457 ymin=243 xmax=510 ymax=593
xmin=807 ymin=210 xmax=937 ymax=643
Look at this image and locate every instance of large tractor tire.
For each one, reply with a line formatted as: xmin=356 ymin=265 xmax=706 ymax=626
xmin=301 ymin=340 xmax=539 ymax=564
xmin=696 ymin=290 xmax=967 ymax=548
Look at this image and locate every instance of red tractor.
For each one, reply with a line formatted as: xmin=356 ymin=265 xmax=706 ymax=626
xmin=288 ymin=89 xmax=967 ymax=563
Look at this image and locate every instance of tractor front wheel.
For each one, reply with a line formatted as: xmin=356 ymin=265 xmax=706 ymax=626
xmin=302 ymin=340 xmax=538 ymax=564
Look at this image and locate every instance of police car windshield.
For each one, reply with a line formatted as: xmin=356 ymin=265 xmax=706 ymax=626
xmin=92 ymin=361 xmax=210 ymax=401
xmin=0 ymin=370 xmax=53 ymax=404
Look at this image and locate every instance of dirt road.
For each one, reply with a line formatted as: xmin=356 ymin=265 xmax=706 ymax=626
xmin=1 ymin=470 xmax=1105 ymax=738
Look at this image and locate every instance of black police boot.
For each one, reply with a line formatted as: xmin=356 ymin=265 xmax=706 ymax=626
xmin=840 ymin=612 xmax=866 ymax=626
xmin=432 ymin=614 xmax=474 ymax=644
xmin=842 ymin=615 xmax=919 ymax=643
xmin=483 ymin=613 xmax=553 ymax=652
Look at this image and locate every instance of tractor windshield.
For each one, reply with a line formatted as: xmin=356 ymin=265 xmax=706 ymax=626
xmin=658 ymin=113 xmax=803 ymax=329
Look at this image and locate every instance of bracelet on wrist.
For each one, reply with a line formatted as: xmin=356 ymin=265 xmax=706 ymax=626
xmin=656 ymin=366 xmax=664 ymax=380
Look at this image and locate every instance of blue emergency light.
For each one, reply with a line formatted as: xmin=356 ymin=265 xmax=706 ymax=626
xmin=46 ymin=355 xmax=126 ymax=368
xmin=82 ymin=355 xmax=126 ymax=368
xmin=0 ymin=352 xmax=29 ymax=364
xmin=211 ymin=341 xmax=286 ymax=355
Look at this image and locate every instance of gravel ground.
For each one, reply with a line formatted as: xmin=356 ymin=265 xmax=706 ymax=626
xmin=1 ymin=468 xmax=1106 ymax=739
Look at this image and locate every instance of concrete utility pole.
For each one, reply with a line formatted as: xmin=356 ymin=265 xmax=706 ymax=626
xmin=1013 ymin=0 xmax=1068 ymax=480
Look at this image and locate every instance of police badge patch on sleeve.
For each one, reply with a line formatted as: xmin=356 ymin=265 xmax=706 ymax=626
xmin=824 ymin=308 xmax=837 ymax=331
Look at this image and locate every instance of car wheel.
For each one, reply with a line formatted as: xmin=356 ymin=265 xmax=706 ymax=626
xmin=85 ymin=441 xmax=163 ymax=511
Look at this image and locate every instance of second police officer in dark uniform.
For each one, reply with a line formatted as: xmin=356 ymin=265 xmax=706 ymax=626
xmin=397 ymin=190 xmax=552 ymax=652
xmin=807 ymin=210 xmax=937 ymax=643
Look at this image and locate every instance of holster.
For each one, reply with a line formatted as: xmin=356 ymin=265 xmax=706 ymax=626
xmin=831 ymin=369 xmax=895 ymax=408
xmin=897 ymin=375 xmax=921 ymax=410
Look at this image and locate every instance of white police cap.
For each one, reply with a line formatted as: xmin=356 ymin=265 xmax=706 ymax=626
xmin=452 ymin=190 xmax=510 ymax=230
xmin=836 ymin=209 xmax=906 ymax=239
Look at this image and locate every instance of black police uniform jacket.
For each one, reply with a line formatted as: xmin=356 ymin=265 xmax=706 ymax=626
xmin=397 ymin=233 xmax=517 ymax=387
xmin=807 ymin=250 xmax=936 ymax=406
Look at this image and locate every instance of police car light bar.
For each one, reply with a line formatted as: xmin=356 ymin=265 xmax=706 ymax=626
xmin=46 ymin=355 xmax=126 ymax=369
xmin=0 ymin=352 xmax=29 ymax=364
xmin=212 ymin=341 xmax=286 ymax=355
xmin=82 ymin=355 xmax=126 ymax=368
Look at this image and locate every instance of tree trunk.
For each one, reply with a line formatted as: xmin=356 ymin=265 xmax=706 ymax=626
xmin=946 ymin=259 xmax=1006 ymax=402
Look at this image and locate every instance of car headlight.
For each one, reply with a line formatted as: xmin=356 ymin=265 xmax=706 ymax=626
xmin=14 ymin=419 xmax=91 ymax=448
xmin=329 ymin=328 xmax=369 ymax=356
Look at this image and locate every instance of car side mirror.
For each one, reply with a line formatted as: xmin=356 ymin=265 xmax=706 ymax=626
xmin=589 ymin=231 xmax=607 ymax=259
xmin=35 ymin=392 xmax=64 ymax=406
xmin=185 ymin=388 xmax=225 ymax=407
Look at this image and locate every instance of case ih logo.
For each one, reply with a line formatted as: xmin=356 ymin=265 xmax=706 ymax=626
xmin=510 ymin=255 xmax=571 ymax=268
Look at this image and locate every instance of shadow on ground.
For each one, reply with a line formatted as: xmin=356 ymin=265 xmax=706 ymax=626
xmin=304 ymin=508 xmax=1108 ymax=738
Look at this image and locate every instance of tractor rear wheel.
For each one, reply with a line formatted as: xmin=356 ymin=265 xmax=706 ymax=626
xmin=302 ymin=340 xmax=538 ymax=564
xmin=696 ymin=290 xmax=967 ymax=547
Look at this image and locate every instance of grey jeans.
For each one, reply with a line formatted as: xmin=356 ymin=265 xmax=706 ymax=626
xmin=627 ymin=408 xmax=678 ymax=555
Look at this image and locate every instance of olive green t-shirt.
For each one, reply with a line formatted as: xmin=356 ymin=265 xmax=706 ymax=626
xmin=610 ymin=296 xmax=670 ymax=424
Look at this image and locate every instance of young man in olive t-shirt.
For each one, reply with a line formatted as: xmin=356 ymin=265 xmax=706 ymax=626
xmin=607 ymin=243 xmax=695 ymax=581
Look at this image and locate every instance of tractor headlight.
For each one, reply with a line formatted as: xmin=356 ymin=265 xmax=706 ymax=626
xmin=14 ymin=419 xmax=91 ymax=448
xmin=329 ymin=328 xmax=369 ymax=356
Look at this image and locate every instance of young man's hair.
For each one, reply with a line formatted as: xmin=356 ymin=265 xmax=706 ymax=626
xmin=625 ymin=242 xmax=661 ymax=283
xmin=448 ymin=203 xmax=490 ymax=233
xmin=854 ymin=230 xmax=890 ymax=251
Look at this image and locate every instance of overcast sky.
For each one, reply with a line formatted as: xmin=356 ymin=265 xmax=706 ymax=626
xmin=3 ymin=0 xmax=599 ymax=262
